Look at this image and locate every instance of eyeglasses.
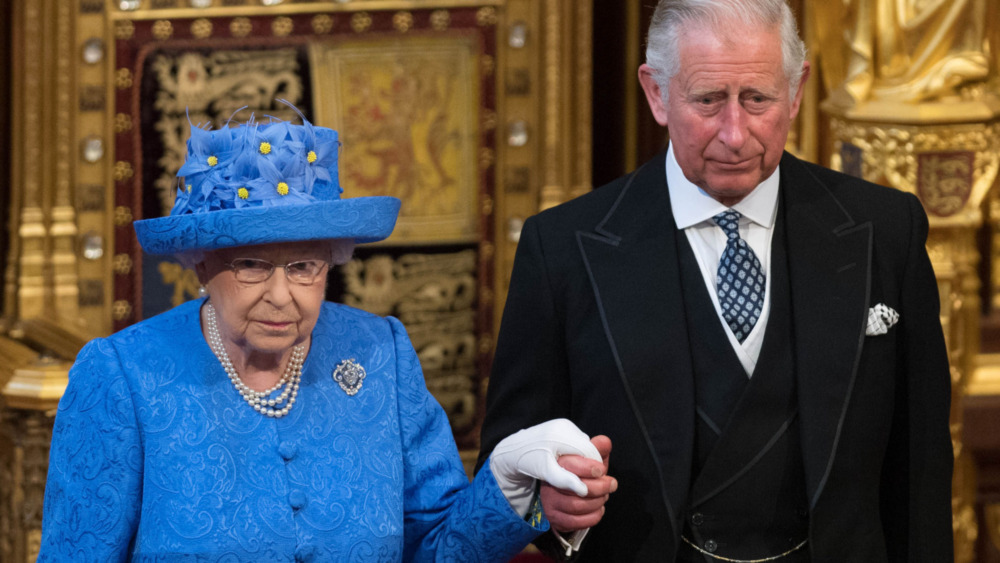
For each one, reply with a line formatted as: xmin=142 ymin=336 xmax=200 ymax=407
xmin=225 ymin=258 xmax=330 ymax=285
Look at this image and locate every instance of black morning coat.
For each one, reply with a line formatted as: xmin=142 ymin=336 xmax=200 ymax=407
xmin=477 ymin=151 xmax=953 ymax=562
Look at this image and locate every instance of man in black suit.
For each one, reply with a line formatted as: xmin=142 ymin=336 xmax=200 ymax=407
xmin=477 ymin=0 xmax=953 ymax=561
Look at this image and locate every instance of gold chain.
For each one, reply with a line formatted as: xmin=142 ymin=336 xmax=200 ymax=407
xmin=681 ymin=536 xmax=807 ymax=563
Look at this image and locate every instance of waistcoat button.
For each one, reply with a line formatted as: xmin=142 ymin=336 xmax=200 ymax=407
xmin=704 ymin=539 xmax=718 ymax=553
xmin=691 ymin=513 xmax=704 ymax=526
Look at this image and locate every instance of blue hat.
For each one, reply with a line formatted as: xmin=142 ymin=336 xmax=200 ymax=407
xmin=134 ymin=112 xmax=400 ymax=255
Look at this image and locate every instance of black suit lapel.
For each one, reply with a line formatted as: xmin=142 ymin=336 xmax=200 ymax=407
xmin=781 ymin=153 xmax=873 ymax=509
xmin=577 ymin=155 xmax=695 ymax=538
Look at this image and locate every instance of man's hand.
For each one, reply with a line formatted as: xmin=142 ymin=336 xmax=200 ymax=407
xmin=540 ymin=435 xmax=615 ymax=532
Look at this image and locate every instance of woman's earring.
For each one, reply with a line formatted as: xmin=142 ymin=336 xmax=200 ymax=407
xmin=198 ymin=286 xmax=208 ymax=298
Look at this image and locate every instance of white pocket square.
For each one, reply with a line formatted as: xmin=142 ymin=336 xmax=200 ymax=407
xmin=866 ymin=304 xmax=899 ymax=336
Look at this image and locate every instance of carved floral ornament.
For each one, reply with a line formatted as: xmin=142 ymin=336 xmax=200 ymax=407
xmin=831 ymin=119 xmax=1000 ymax=219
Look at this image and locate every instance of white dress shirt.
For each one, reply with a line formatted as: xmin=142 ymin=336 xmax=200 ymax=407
xmin=665 ymin=143 xmax=780 ymax=377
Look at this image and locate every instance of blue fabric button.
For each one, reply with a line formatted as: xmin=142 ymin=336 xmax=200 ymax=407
xmin=294 ymin=544 xmax=316 ymax=562
xmin=288 ymin=490 xmax=307 ymax=510
xmin=278 ymin=441 xmax=298 ymax=461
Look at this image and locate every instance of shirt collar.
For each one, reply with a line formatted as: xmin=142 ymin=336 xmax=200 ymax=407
xmin=665 ymin=142 xmax=780 ymax=230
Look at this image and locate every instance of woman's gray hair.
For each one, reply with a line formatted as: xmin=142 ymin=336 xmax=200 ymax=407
xmin=645 ymin=0 xmax=807 ymax=104
xmin=328 ymin=238 xmax=356 ymax=266
xmin=177 ymin=239 xmax=356 ymax=270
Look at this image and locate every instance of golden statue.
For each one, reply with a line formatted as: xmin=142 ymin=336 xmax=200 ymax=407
xmin=817 ymin=0 xmax=991 ymax=106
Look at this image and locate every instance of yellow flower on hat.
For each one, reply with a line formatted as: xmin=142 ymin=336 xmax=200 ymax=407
xmin=238 ymin=187 xmax=249 ymax=199
xmin=277 ymin=182 xmax=289 ymax=196
xmin=259 ymin=141 xmax=271 ymax=155
xmin=207 ymin=155 xmax=218 ymax=167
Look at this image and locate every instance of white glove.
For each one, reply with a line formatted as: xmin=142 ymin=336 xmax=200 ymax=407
xmin=489 ymin=418 xmax=602 ymax=517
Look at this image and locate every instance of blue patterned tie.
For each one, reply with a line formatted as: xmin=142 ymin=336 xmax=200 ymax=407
xmin=714 ymin=210 xmax=765 ymax=342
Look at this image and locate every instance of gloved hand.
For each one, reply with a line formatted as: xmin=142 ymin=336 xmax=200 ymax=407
xmin=489 ymin=418 xmax=603 ymax=516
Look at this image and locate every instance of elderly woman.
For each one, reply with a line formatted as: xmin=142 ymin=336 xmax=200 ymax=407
xmin=38 ymin=114 xmax=612 ymax=562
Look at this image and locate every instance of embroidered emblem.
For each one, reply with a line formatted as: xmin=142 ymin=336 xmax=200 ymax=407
xmin=866 ymin=303 xmax=899 ymax=336
xmin=333 ymin=359 xmax=366 ymax=396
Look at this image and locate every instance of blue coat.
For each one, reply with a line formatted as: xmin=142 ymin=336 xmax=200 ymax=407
xmin=40 ymin=298 xmax=545 ymax=562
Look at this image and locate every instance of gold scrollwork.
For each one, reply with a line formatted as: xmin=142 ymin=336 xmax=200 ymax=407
xmin=481 ymin=54 xmax=495 ymax=77
xmin=430 ymin=10 xmax=450 ymax=31
xmin=152 ymin=20 xmax=174 ymax=40
xmin=311 ymin=14 xmax=333 ymax=35
xmin=190 ymin=18 xmax=213 ymax=39
xmin=272 ymin=16 xmax=293 ymax=37
xmin=230 ymin=17 xmax=252 ymax=38
xmin=351 ymin=12 xmax=372 ymax=34
xmin=829 ymin=119 xmax=1000 ymax=214
xmin=115 ymin=20 xmax=135 ymax=40
xmin=112 ymin=254 xmax=133 ymax=275
xmin=113 ymin=206 xmax=133 ymax=226
xmin=393 ymin=12 xmax=413 ymax=33
xmin=115 ymin=68 xmax=133 ymax=90
xmin=157 ymin=262 xmax=200 ymax=307
xmin=476 ymin=7 xmax=497 ymax=27
xmin=113 ymin=161 xmax=134 ymax=182
xmin=114 ymin=113 xmax=133 ymax=133
xmin=111 ymin=300 xmax=133 ymax=322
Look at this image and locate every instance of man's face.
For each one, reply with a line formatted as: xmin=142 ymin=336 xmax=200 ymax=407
xmin=639 ymin=25 xmax=808 ymax=205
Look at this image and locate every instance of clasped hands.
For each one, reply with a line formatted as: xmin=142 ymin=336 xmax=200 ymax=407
xmin=490 ymin=419 xmax=616 ymax=533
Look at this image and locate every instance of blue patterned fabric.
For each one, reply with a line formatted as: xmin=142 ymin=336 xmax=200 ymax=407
xmin=714 ymin=211 xmax=765 ymax=342
xmin=39 ymin=298 xmax=546 ymax=562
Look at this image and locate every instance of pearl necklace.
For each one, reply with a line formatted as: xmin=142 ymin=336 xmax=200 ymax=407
xmin=204 ymin=303 xmax=305 ymax=418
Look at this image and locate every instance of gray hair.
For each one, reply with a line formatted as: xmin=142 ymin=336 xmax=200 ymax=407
xmin=179 ymin=238 xmax=357 ymax=271
xmin=644 ymin=0 xmax=807 ymax=104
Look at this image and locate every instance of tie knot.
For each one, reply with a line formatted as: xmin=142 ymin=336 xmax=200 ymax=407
xmin=713 ymin=210 xmax=742 ymax=239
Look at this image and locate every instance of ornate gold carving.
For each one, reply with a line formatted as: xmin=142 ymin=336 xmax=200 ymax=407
xmin=479 ymin=241 xmax=494 ymax=261
xmin=271 ymin=16 xmax=293 ymax=37
xmin=393 ymin=11 xmax=413 ymax=33
xmin=113 ymin=254 xmax=134 ymax=275
xmin=341 ymin=251 xmax=478 ymax=433
xmin=80 ymin=0 xmax=104 ymax=13
xmin=482 ymin=109 xmax=497 ymax=132
xmin=152 ymin=19 xmax=174 ymax=40
xmin=3 ymin=363 xmax=70 ymax=411
xmin=113 ymin=206 xmax=133 ymax=226
xmin=476 ymin=6 xmax=497 ymax=27
xmin=311 ymin=37 xmax=480 ymax=244
xmin=229 ymin=16 xmax=251 ymax=37
xmin=113 ymin=161 xmax=134 ymax=182
xmin=827 ymin=119 xmax=1000 ymax=218
xmin=0 ymin=409 xmax=55 ymax=563
xmin=350 ymin=12 xmax=371 ymax=33
xmin=190 ymin=18 xmax=213 ymax=39
xmin=112 ymin=300 xmax=133 ymax=322
xmin=79 ymin=85 xmax=105 ymax=112
xmin=479 ymin=147 xmax=495 ymax=171
xmin=114 ymin=112 xmax=133 ymax=133
xmin=157 ymin=263 xmax=200 ymax=307
xmin=311 ymin=14 xmax=333 ymax=34
xmin=115 ymin=20 xmax=135 ymax=40
xmin=815 ymin=0 xmax=990 ymax=106
xmin=430 ymin=9 xmax=450 ymax=31
xmin=480 ymin=195 xmax=494 ymax=217
xmin=115 ymin=68 xmax=133 ymax=90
